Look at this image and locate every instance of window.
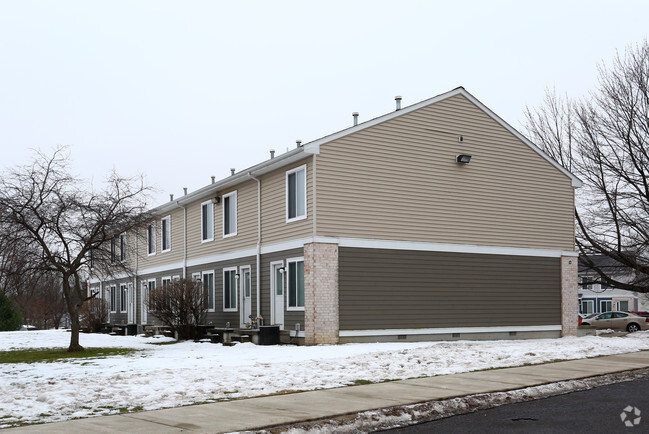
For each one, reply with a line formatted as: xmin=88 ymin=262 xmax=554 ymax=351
xmin=580 ymin=299 xmax=594 ymax=314
xmin=286 ymin=165 xmax=306 ymax=222
xmin=223 ymin=191 xmax=237 ymax=237
xmin=120 ymin=284 xmax=127 ymax=312
xmin=161 ymin=276 xmax=172 ymax=288
xmin=600 ymin=300 xmax=612 ymax=312
xmin=580 ymin=276 xmax=593 ymax=290
xmin=202 ymin=271 xmax=215 ymax=312
xmin=119 ymin=234 xmax=127 ymax=262
xmin=161 ymin=216 xmax=171 ymax=252
xmin=147 ymin=223 xmax=156 ymax=255
xmin=110 ymin=285 xmax=117 ymax=313
xmin=287 ymin=258 xmax=305 ymax=310
xmin=223 ymin=268 xmax=237 ymax=311
xmin=110 ymin=238 xmax=117 ymax=264
xmin=201 ymin=201 xmax=214 ymax=242
xmin=618 ymin=300 xmax=629 ymax=311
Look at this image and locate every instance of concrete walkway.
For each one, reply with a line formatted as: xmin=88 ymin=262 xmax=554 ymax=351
xmin=6 ymin=351 xmax=649 ymax=433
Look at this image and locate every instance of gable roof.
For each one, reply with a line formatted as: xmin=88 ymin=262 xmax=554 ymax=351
xmin=302 ymin=87 xmax=582 ymax=188
xmin=153 ymin=87 xmax=582 ymax=214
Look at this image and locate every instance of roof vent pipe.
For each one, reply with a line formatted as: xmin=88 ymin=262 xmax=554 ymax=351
xmin=395 ymin=96 xmax=402 ymax=111
xmin=352 ymin=112 xmax=359 ymax=126
xmin=170 ymin=194 xmax=174 ymax=202
xmin=296 ymin=139 xmax=302 ymax=148
xmin=230 ymin=168 xmax=235 ymax=176
xmin=211 ymin=176 xmax=215 ymax=184
xmin=183 ymin=187 xmax=187 ymax=196
xmin=270 ymin=149 xmax=275 ymax=159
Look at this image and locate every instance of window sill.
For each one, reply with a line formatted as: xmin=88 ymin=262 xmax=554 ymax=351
xmin=287 ymin=307 xmax=305 ymax=312
xmin=286 ymin=215 xmax=307 ymax=224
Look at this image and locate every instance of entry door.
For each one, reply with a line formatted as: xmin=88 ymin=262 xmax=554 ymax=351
xmin=240 ymin=267 xmax=252 ymax=327
xmin=127 ymin=283 xmax=135 ymax=324
xmin=271 ymin=262 xmax=284 ymax=329
xmin=141 ymin=281 xmax=148 ymax=324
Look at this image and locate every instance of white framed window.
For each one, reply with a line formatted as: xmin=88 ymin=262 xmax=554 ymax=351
xmin=161 ymin=276 xmax=172 ymax=288
xmin=161 ymin=215 xmax=171 ymax=252
xmin=201 ymin=201 xmax=214 ymax=242
xmin=580 ymin=276 xmax=593 ymax=290
xmin=202 ymin=271 xmax=215 ymax=312
xmin=223 ymin=191 xmax=237 ymax=237
xmin=120 ymin=284 xmax=127 ymax=313
xmin=581 ymin=299 xmax=594 ymax=314
xmin=617 ymin=300 xmax=629 ymax=311
xmin=600 ymin=300 xmax=612 ymax=312
xmin=110 ymin=285 xmax=117 ymax=313
xmin=110 ymin=238 xmax=117 ymax=264
xmin=286 ymin=165 xmax=307 ymax=222
xmin=119 ymin=233 xmax=127 ymax=262
xmin=287 ymin=257 xmax=305 ymax=311
xmin=147 ymin=223 xmax=156 ymax=256
xmin=223 ymin=267 xmax=238 ymax=312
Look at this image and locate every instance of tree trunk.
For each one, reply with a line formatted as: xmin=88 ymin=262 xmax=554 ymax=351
xmin=68 ymin=304 xmax=84 ymax=352
xmin=62 ymin=277 xmax=84 ymax=352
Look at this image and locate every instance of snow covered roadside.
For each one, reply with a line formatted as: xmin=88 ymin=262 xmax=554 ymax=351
xmin=1 ymin=330 xmax=649 ymax=428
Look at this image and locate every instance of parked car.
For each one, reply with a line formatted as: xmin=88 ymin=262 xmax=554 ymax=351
xmin=579 ymin=311 xmax=649 ymax=332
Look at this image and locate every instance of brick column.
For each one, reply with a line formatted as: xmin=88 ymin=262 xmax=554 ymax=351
xmin=304 ymin=242 xmax=339 ymax=345
xmin=561 ymin=255 xmax=578 ymax=336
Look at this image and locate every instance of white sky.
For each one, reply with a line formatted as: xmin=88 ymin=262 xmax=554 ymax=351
xmin=1 ymin=0 xmax=648 ymax=206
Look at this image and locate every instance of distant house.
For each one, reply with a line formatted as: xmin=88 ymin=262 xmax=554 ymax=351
xmin=578 ymin=255 xmax=648 ymax=314
xmin=89 ymin=87 xmax=581 ymax=344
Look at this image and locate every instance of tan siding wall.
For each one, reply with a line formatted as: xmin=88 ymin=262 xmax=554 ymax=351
xmin=137 ymin=207 xmax=185 ymax=269
xmin=186 ymin=180 xmax=259 ymax=260
xmin=259 ymin=157 xmax=313 ymax=245
xmin=316 ymin=94 xmax=575 ymax=251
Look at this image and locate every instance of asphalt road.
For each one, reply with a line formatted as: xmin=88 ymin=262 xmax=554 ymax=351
xmin=379 ymin=377 xmax=649 ymax=433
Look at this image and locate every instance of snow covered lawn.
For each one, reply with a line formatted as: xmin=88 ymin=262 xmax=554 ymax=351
xmin=1 ymin=329 xmax=649 ymax=428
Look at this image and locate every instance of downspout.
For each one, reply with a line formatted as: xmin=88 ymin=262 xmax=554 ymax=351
xmin=248 ymin=172 xmax=261 ymax=318
xmin=312 ymin=154 xmax=317 ymax=239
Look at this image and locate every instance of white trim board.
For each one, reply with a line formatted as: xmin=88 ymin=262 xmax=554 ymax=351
xmin=339 ymin=325 xmax=562 ymax=337
xmin=96 ymin=236 xmax=576 ymax=283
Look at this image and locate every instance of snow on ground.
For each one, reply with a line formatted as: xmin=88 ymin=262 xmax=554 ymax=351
xmin=1 ymin=330 xmax=649 ymax=428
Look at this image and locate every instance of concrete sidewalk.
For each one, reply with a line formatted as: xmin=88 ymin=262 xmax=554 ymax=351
xmin=6 ymin=351 xmax=649 ymax=433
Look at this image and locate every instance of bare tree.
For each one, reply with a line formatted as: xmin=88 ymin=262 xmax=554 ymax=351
xmin=0 ymin=146 xmax=152 ymax=351
xmin=146 ymin=278 xmax=207 ymax=340
xmin=79 ymin=297 xmax=109 ymax=333
xmin=525 ymin=41 xmax=649 ymax=292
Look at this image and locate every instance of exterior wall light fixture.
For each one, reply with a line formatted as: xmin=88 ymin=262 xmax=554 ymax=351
xmin=456 ymin=154 xmax=472 ymax=164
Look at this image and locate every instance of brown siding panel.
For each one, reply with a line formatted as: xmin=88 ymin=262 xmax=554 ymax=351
xmin=338 ymin=247 xmax=561 ymax=330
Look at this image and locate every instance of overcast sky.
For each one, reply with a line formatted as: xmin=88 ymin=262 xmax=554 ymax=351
xmin=1 ymin=1 xmax=648 ymax=206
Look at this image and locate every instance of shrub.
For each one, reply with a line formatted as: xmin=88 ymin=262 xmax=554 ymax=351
xmin=0 ymin=292 xmax=22 ymax=331
xmin=79 ymin=297 xmax=108 ymax=333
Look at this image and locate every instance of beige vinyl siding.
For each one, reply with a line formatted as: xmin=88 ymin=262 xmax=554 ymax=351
xmin=259 ymin=158 xmax=313 ymax=245
xmin=138 ymin=207 xmax=185 ymax=269
xmin=316 ymin=94 xmax=575 ymax=251
xmin=186 ymin=180 xmax=259 ymax=260
xmin=339 ymin=247 xmax=561 ymax=330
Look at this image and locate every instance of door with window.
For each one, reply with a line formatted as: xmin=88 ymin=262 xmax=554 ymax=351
xmin=127 ymin=283 xmax=135 ymax=324
xmin=240 ymin=267 xmax=252 ymax=327
xmin=271 ymin=262 xmax=284 ymax=328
